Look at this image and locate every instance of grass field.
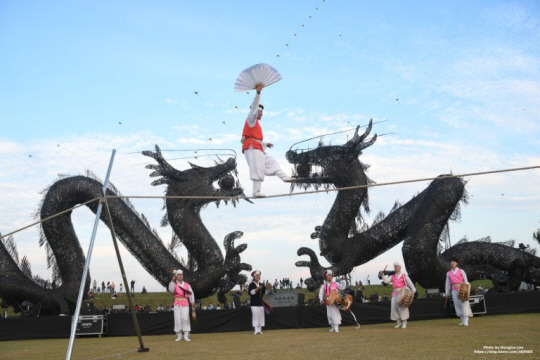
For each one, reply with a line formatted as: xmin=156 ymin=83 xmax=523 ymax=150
xmin=1 ymin=313 xmax=538 ymax=360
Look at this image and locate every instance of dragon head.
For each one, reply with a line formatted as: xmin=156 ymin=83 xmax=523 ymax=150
xmin=143 ymin=145 xmax=248 ymax=207
xmin=285 ymin=120 xmax=377 ymax=189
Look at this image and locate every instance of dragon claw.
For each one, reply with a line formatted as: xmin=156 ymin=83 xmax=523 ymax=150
xmin=235 ymin=243 xmax=248 ymax=253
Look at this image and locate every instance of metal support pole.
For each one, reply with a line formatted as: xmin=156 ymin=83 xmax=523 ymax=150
xmin=66 ymin=150 xmax=116 ymax=360
xmin=100 ymin=187 xmax=149 ymax=352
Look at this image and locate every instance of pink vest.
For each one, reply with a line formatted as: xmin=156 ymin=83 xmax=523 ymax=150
xmin=391 ymin=274 xmax=407 ymax=297
xmin=173 ymin=282 xmax=190 ymax=307
xmin=324 ymin=282 xmax=338 ymax=305
xmin=448 ymin=268 xmax=464 ymax=291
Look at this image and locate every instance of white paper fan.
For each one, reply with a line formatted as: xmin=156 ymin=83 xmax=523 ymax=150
xmin=234 ymin=63 xmax=282 ymax=92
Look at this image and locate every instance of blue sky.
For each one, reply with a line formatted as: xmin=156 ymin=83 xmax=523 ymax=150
xmin=1 ymin=1 xmax=539 ymax=292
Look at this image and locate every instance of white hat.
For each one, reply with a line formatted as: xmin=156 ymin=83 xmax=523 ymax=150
xmin=251 ymin=270 xmax=261 ymax=277
xmin=323 ymin=269 xmax=333 ymax=277
xmin=176 ymin=269 xmax=183 ymax=275
xmin=393 ymin=262 xmax=401 ymax=267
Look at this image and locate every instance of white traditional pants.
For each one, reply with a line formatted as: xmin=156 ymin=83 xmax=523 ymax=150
xmin=173 ymin=305 xmax=191 ymax=332
xmin=251 ymin=306 xmax=265 ymax=328
xmin=244 ymin=147 xmax=290 ymax=194
xmin=326 ymin=305 xmax=342 ymax=326
xmin=390 ymin=296 xmax=410 ymax=321
xmin=452 ymin=289 xmax=472 ymax=324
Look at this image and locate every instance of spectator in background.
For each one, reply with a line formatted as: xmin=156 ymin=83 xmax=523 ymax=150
xmin=92 ymin=279 xmax=97 ymax=293
xmin=119 ymin=283 xmax=123 ymax=292
xmin=142 ymin=286 xmax=147 ymax=294
xmin=101 ymin=281 xmax=105 ymax=293
xmin=130 ymin=279 xmax=135 ymax=293
xmin=207 ymin=302 xmax=214 ymax=310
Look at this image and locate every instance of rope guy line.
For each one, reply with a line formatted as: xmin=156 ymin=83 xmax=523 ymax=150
xmin=0 ymin=197 xmax=100 ymax=240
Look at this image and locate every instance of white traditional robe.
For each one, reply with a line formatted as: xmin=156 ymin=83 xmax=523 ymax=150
xmin=445 ymin=268 xmax=472 ymax=325
xmin=382 ymin=273 xmax=416 ymax=321
xmin=318 ymin=279 xmax=346 ymax=327
xmin=168 ymin=281 xmax=194 ymax=333
xmin=243 ymin=93 xmax=290 ymax=195
xmin=249 ymin=281 xmax=266 ymax=330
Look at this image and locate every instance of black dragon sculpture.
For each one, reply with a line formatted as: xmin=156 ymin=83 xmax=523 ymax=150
xmin=0 ymin=145 xmax=251 ymax=315
xmin=287 ymin=121 xmax=540 ymax=291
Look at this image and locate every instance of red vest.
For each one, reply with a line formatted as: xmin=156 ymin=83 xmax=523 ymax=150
xmin=242 ymin=119 xmax=264 ymax=153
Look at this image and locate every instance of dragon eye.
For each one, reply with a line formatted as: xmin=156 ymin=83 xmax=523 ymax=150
xmin=218 ymin=174 xmax=235 ymax=190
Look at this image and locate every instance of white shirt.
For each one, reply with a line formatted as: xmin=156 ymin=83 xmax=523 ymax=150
xmin=246 ymin=93 xmax=261 ymax=127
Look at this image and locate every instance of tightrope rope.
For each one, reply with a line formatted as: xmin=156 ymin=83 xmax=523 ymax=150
xmin=1 ymin=164 xmax=539 ymax=241
xmin=107 ymin=164 xmax=540 ymax=200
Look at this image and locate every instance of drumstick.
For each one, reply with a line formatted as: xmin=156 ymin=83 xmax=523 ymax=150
xmin=378 ymin=265 xmax=388 ymax=281
xmin=444 ymin=295 xmax=449 ymax=308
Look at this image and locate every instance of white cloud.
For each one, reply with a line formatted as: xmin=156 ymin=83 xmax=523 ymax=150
xmin=171 ymin=125 xmax=201 ymax=133
xmin=164 ymin=98 xmax=179 ymax=105
xmin=175 ymin=137 xmax=208 ymax=145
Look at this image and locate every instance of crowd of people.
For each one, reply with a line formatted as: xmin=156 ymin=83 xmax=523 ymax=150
xmin=90 ymin=279 xmax=138 ymax=295
xmin=87 ymin=279 xmax=149 ymax=302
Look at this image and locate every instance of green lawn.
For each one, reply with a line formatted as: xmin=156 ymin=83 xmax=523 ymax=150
xmin=0 ymin=313 xmax=538 ymax=360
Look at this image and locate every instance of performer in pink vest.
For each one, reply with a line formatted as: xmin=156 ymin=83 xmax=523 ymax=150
xmin=381 ymin=262 xmax=416 ymax=328
xmin=168 ymin=270 xmax=195 ymax=341
xmin=445 ymin=257 xmax=472 ymax=326
xmin=318 ymin=269 xmax=346 ymax=332
xmin=241 ymin=84 xmax=294 ymax=198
